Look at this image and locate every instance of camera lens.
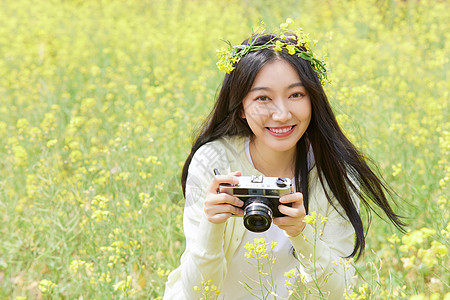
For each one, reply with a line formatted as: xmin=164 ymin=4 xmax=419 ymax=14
xmin=243 ymin=197 xmax=273 ymax=232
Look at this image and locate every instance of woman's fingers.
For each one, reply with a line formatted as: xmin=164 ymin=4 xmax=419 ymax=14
xmin=205 ymin=205 xmax=244 ymax=223
xmin=206 ymin=192 xmax=244 ymax=207
xmin=279 ymin=192 xmax=303 ymax=205
xmin=204 ymin=171 xmax=243 ymax=224
xmin=206 ymin=171 xmax=241 ymax=194
xmin=204 ymin=193 xmax=243 ymax=213
xmin=274 ymin=192 xmax=306 ymax=237
xmin=204 ymin=195 xmax=244 ymax=223
xmin=278 ymin=203 xmax=304 ymax=218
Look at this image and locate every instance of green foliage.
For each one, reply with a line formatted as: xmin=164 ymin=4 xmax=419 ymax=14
xmin=0 ymin=0 xmax=448 ymax=298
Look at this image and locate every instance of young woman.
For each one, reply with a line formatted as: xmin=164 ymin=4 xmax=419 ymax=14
xmin=164 ymin=28 xmax=405 ymax=299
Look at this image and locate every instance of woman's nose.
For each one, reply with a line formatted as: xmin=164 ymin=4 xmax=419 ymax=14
xmin=271 ymin=100 xmax=291 ymax=122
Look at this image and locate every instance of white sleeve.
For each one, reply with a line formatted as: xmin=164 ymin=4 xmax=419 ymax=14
xmin=164 ymin=144 xmax=231 ymax=299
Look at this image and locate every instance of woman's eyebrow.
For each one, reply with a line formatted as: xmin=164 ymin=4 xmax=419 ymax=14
xmin=249 ymin=82 xmax=304 ymax=93
xmin=249 ymin=86 xmax=270 ymax=92
xmin=288 ymin=82 xmax=304 ymax=88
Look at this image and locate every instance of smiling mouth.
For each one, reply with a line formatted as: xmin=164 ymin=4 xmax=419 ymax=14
xmin=267 ymin=126 xmax=295 ymax=134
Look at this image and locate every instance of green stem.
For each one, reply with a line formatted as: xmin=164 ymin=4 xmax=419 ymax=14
xmin=312 ymin=226 xmax=325 ymax=299
xmin=257 ymin=254 xmax=265 ymax=300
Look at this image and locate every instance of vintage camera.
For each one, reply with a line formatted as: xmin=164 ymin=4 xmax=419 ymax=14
xmin=219 ymin=174 xmax=292 ymax=232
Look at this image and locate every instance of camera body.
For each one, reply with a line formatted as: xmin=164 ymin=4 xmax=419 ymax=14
xmin=219 ymin=175 xmax=292 ymax=232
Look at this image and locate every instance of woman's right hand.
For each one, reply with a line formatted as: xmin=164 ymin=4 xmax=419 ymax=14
xmin=204 ymin=171 xmax=244 ymax=224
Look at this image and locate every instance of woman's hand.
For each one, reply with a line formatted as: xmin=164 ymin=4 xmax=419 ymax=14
xmin=204 ymin=171 xmax=244 ymax=224
xmin=273 ymin=192 xmax=306 ymax=237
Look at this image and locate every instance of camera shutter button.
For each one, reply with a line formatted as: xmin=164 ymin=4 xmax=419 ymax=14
xmin=276 ymin=177 xmax=287 ymax=187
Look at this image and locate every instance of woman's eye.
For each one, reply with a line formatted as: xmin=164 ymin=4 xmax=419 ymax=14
xmin=256 ymin=96 xmax=270 ymax=102
xmin=290 ymin=92 xmax=305 ymax=99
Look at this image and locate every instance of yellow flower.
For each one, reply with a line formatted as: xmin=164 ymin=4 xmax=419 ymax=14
xmin=303 ymin=211 xmax=317 ymax=225
xmin=284 ymin=268 xmax=297 ymax=278
xmin=69 ymin=260 xmax=86 ymax=274
xmin=38 ymin=279 xmax=57 ymax=294
xmin=392 ymin=163 xmax=402 ymax=177
xmin=280 ymin=18 xmax=294 ymax=30
xmin=46 ymin=139 xmax=57 ymax=148
xmin=12 ymin=145 xmax=28 ymax=167
xmin=273 ymin=41 xmax=284 ymax=51
xmin=271 ymin=241 xmax=278 ymax=249
xmin=431 ymin=240 xmax=448 ymax=256
xmin=286 ymin=44 xmax=296 ymax=55
xmin=216 ymin=48 xmax=236 ymax=73
xmin=387 ymin=234 xmax=400 ymax=244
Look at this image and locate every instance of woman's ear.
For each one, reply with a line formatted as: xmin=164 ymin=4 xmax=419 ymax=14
xmin=240 ymin=109 xmax=246 ymax=119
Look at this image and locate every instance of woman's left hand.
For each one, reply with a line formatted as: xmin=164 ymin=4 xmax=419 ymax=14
xmin=273 ymin=192 xmax=306 ymax=237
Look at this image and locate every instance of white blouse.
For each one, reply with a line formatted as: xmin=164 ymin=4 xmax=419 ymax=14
xmin=163 ymin=136 xmax=358 ymax=300
xmin=221 ymin=138 xmax=304 ymax=299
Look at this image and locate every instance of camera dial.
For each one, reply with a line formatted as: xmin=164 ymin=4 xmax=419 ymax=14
xmin=276 ymin=177 xmax=288 ymax=187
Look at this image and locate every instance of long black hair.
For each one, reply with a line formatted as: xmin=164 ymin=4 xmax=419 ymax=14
xmin=181 ymin=33 xmax=406 ymax=258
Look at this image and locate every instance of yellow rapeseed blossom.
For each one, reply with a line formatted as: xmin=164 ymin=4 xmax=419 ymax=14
xmin=303 ymin=211 xmax=317 ymax=225
xmin=12 ymin=145 xmax=28 ymax=167
xmin=46 ymin=139 xmax=57 ymax=148
xmin=69 ymin=260 xmax=86 ymax=274
xmin=392 ymin=163 xmax=402 ymax=177
xmin=244 ymin=238 xmax=270 ymax=259
xmin=273 ymin=41 xmax=284 ymax=51
xmin=38 ymin=279 xmax=57 ymax=294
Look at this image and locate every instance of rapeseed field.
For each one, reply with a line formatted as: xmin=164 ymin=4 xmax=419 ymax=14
xmin=0 ymin=0 xmax=448 ymax=298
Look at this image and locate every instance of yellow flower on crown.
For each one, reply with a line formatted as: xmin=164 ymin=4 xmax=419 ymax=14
xmin=286 ymin=44 xmax=296 ymax=55
xmin=273 ymin=41 xmax=284 ymax=51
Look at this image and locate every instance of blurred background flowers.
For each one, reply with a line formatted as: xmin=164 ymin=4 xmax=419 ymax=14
xmin=0 ymin=0 xmax=448 ymax=298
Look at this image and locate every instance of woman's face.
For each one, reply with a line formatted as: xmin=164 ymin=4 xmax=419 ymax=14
xmin=241 ymin=59 xmax=311 ymax=157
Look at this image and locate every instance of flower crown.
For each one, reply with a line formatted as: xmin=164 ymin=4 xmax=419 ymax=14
xmin=216 ymin=19 xmax=329 ymax=85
